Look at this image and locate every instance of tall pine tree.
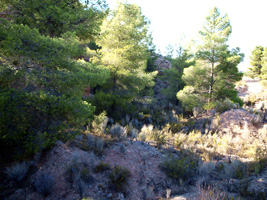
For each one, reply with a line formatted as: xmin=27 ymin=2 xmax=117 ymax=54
xmin=92 ymin=2 xmax=157 ymax=118
xmin=177 ymin=7 xmax=243 ymax=112
xmin=0 ymin=0 xmax=109 ymax=156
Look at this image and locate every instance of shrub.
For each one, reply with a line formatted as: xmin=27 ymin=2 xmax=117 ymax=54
xmin=129 ymin=128 xmax=139 ymax=140
xmin=231 ymin=159 xmax=247 ymax=179
xmin=173 ymin=133 xmax=187 ymax=149
xmin=199 ymin=162 xmax=216 ymax=177
xmin=80 ymin=168 xmax=94 ymax=184
xmin=203 ymin=101 xmax=217 ymax=111
xmin=34 ymin=173 xmax=54 ymax=196
xmin=170 ymin=121 xmax=184 ymax=133
xmin=109 ymin=124 xmax=127 ymax=140
xmin=216 ymin=98 xmax=236 ymax=113
xmin=160 ymin=153 xmax=199 ymax=181
xmin=109 ymin=166 xmax=130 ymax=192
xmin=94 ymin=161 xmax=111 ymax=173
xmin=195 ymin=183 xmax=227 ymax=200
xmin=91 ymin=111 xmax=108 ymax=136
xmin=254 ymin=146 xmax=267 ymax=173
xmin=150 ymin=129 xmax=167 ymax=149
xmin=94 ymin=137 xmax=104 ymax=155
xmin=5 ymin=162 xmax=29 ymax=182
xmin=139 ymin=124 xmax=153 ymax=141
xmin=0 ymin=89 xmax=94 ymax=156
xmin=79 ymin=134 xmax=104 ymax=155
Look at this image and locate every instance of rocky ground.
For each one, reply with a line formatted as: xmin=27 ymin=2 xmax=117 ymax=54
xmin=2 ymin=77 xmax=267 ymax=200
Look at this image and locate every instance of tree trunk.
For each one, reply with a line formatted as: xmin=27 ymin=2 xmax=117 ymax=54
xmin=208 ymin=60 xmax=214 ymax=103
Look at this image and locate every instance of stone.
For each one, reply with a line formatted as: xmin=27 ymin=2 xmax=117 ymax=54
xmin=107 ymin=193 xmax=113 ymax=198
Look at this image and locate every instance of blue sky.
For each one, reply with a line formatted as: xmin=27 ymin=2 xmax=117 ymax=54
xmin=105 ymin=0 xmax=267 ymax=72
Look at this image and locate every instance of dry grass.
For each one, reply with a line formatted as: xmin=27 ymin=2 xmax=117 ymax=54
xmin=193 ymin=182 xmax=227 ymax=200
xmin=173 ymin=129 xmax=267 ymax=162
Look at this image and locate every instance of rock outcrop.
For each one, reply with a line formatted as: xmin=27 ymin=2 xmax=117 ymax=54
xmin=153 ymin=54 xmax=172 ymax=104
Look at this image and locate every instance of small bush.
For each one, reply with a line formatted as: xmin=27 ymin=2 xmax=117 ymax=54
xmin=160 ymin=153 xmax=199 ymax=181
xmin=80 ymin=168 xmax=94 ymax=184
xmin=150 ymin=129 xmax=166 ymax=149
xmin=203 ymin=101 xmax=217 ymax=111
xmin=254 ymin=146 xmax=267 ymax=173
xmin=199 ymin=162 xmax=216 ymax=177
xmin=94 ymin=137 xmax=104 ymax=155
xmin=91 ymin=111 xmax=108 ymax=136
xmin=34 ymin=173 xmax=54 ymax=196
xmin=109 ymin=166 xmax=130 ymax=192
xmin=129 ymin=128 xmax=139 ymax=140
xmin=94 ymin=161 xmax=111 ymax=173
xmin=195 ymin=183 xmax=227 ymax=200
xmin=109 ymin=124 xmax=127 ymax=140
xmin=170 ymin=121 xmax=184 ymax=133
xmin=79 ymin=134 xmax=104 ymax=155
xmin=138 ymin=124 xmax=153 ymax=141
xmin=5 ymin=162 xmax=29 ymax=182
xmin=216 ymin=98 xmax=236 ymax=113
xmin=231 ymin=159 xmax=247 ymax=179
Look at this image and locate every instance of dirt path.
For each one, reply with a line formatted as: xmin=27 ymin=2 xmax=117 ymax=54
xmin=238 ymin=76 xmax=264 ymax=97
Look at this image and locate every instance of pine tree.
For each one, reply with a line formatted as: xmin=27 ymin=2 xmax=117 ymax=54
xmin=92 ymin=2 xmax=157 ymax=118
xmin=260 ymin=48 xmax=267 ymax=87
xmin=0 ymin=0 xmax=109 ymax=156
xmin=197 ymin=7 xmax=232 ymax=103
xmin=177 ymin=7 xmax=243 ymax=112
xmin=162 ymin=46 xmax=194 ymax=104
xmin=248 ymin=46 xmax=264 ymax=78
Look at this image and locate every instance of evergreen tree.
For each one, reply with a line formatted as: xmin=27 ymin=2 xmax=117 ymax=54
xmin=92 ymin=2 xmax=157 ymax=118
xmin=0 ymin=0 xmax=109 ymax=156
xmin=248 ymin=46 xmax=264 ymax=77
xmin=197 ymin=7 xmax=232 ymax=103
xmin=177 ymin=7 xmax=243 ymax=112
xmin=260 ymin=48 xmax=267 ymax=87
xmin=162 ymin=46 xmax=194 ymax=104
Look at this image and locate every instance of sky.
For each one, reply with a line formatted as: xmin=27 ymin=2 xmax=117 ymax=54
xmin=105 ymin=0 xmax=267 ymax=72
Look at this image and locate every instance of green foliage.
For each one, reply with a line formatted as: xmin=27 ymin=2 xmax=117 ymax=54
xmin=92 ymin=2 xmax=157 ymax=119
xmin=160 ymin=153 xmax=199 ymax=181
xmin=146 ymin=49 xmax=158 ymax=72
xmin=177 ymin=85 xmax=203 ymax=112
xmin=260 ymin=47 xmax=267 ymax=80
xmin=203 ymin=101 xmax=217 ymax=111
xmin=0 ymin=89 xmax=95 ymax=154
xmin=249 ymin=46 xmax=264 ymax=78
xmin=254 ymin=147 xmax=267 ymax=173
xmin=91 ymin=111 xmax=108 ymax=136
xmin=2 ymin=0 xmax=108 ymax=39
xmin=177 ymin=8 xmax=243 ymax=112
xmin=162 ymin=46 xmax=195 ymax=103
xmin=109 ymin=166 xmax=130 ymax=192
xmin=215 ymin=98 xmax=237 ymax=113
xmin=0 ymin=0 xmax=109 ymax=157
xmin=94 ymin=161 xmax=111 ymax=173
xmin=91 ymin=90 xmax=136 ymax=120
